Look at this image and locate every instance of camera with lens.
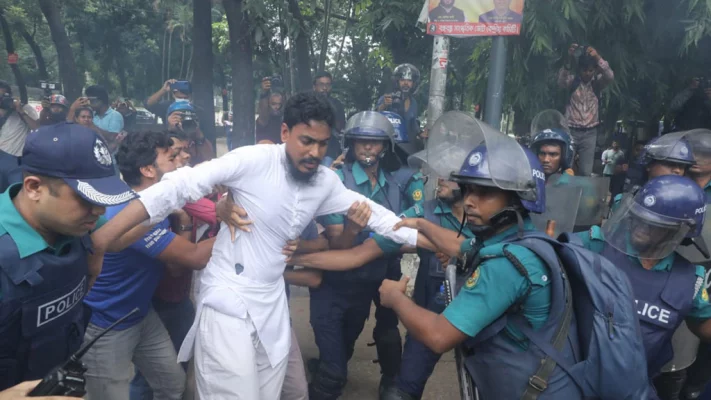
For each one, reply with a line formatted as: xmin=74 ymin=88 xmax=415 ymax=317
xmin=270 ymin=75 xmax=284 ymax=89
xmin=40 ymin=81 xmax=59 ymax=99
xmin=0 ymin=93 xmax=14 ymax=111
xmin=573 ymin=45 xmax=589 ymax=60
xmin=181 ymin=110 xmax=199 ymax=134
xmin=391 ymin=90 xmax=403 ymax=107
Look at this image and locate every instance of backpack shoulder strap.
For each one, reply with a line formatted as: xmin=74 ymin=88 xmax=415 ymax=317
xmin=498 ymin=232 xmax=579 ymax=399
xmin=341 ymin=164 xmax=356 ymax=188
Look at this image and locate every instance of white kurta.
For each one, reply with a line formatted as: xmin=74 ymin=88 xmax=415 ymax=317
xmin=136 ymin=144 xmax=418 ymax=368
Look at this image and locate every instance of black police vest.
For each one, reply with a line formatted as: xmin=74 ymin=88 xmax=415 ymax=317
xmin=0 ymin=233 xmax=91 ymax=390
xmin=323 ymin=164 xmax=415 ymax=285
xmin=601 ymin=242 xmax=696 ymax=377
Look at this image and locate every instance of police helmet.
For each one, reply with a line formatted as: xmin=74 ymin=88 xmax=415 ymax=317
xmin=49 ymin=94 xmax=69 ymax=108
xmin=392 ymin=64 xmax=421 ymax=92
xmin=640 ymin=135 xmax=695 ymax=167
xmin=343 ymin=111 xmax=396 ymax=167
xmin=530 ymin=128 xmax=576 ymax=170
xmin=604 ymin=175 xmax=706 ymax=259
xmin=450 ymin=143 xmax=546 ymax=214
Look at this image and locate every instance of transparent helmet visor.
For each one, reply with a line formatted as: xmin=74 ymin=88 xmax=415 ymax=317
xmin=602 ymin=195 xmax=692 ymax=259
xmin=530 ymin=109 xmax=570 ymax=137
xmin=644 ymin=131 xmax=692 ymax=162
xmin=684 ymin=129 xmax=711 ymax=167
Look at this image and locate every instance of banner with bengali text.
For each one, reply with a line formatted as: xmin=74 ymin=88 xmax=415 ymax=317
xmin=426 ymin=0 xmax=525 ymax=37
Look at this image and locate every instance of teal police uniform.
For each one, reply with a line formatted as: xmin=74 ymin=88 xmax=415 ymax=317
xmin=444 ymin=219 xmax=552 ymax=346
xmin=374 ymin=200 xmax=475 ymax=398
xmin=309 ymin=161 xmax=424 ymax=399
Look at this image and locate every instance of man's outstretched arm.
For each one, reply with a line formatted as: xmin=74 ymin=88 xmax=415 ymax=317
xmin=93 ymin=146 xmax=264 ymax=250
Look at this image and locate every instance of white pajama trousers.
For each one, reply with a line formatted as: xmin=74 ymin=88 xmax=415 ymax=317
xmin=194 ymin=306 xmax=288 ymax=400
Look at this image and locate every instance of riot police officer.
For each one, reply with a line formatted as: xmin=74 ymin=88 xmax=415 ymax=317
xmin=0 ymin=122 xmax=137 ymax=392
xmin=377 ymin=64 xmax=423 ymax=158
xmin=529 ymin=128 xmax=576 ymax=180
xmin=577 ymin=175 xmax=711 ymax=387
xmin=621 ymin=134 xmax=695 ymax=196
xmin=378 ymin=135 xmax=586 ymax=399
xmin=310 ymin=111 xmax=424 ymax=399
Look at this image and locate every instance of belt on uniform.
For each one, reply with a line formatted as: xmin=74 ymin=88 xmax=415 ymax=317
xmin=569 ymin=125 xmax=599 ymax=132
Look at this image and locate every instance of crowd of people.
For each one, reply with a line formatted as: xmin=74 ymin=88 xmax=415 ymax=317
xmin=3 ymin=39 xmax=711 ymax=400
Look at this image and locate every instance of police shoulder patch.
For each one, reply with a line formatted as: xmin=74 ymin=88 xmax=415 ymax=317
xmin=703 ymin=288 xmax=709 ymax=303
xmin=465 ymin=268 xmax=480 ymax=289
xmin=412 ymin=189 xmax=423 ymax=201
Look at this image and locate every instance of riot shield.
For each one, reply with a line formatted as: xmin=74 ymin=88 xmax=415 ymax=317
xmin=413 ymin=112 xmax=485 ymax=200
xmin=661 ymin=322 xmax=700 ymax=373
xmin=551 ymin=175 xmax=610 ymax=229
xmin=531 ymin=185 xmax=583 ymax=236
xmin=530 ymin=109 xmax=570 ymax=136
xmin=677 ymin=218 xmax=711 ymax=263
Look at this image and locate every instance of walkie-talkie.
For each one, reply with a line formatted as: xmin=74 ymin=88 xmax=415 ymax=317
xmin=28 ymin=308 xmax=139 ymax=397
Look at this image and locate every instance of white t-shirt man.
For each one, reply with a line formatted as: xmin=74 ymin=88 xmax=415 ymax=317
xmin=0 ymin=104 xmax=39 ymax=156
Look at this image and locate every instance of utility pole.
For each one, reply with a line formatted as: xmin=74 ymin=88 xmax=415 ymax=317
xmin=426 ymin=36 xmax=450 ymax=131
xmin=483 ymin=36 xmax=507 ymax=130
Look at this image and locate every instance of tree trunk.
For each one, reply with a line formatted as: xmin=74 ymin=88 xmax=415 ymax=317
xmin=184 ymin=43 xmax=194 ymax=82
xmin=161 ymin=27 xmax=168 ymax=84
xmin=0 ymin=11 xmax=28 ymax=103
xmin=192 ymin=0 xmax=216 ymax=150
xmin=16 ymin=22 xmax=48 ymax=81
xmin=223 ymin=0 xmax=254 ymax=147
xmin=179 ymin=27 xmax=186 ymax=79
xmin=334 ymin=1 xmax=353 ymax=76
xmin=167 ymin=26 xmax=174 ymax=80
xmin=287 ymin=0 xmax=312 ymax=91
xmin=317 ymin=0 xmax=332 ymax=72
xmin=38 ymin=0 xmax=82 ymax=101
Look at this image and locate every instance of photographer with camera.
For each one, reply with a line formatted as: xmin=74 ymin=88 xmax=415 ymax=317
xmin=256 ymin=75 xmax=286 ymax=144
xmin=67 ymin=86 xmax=124 ymax=154
xmin=670 ymin=78 xmax=711 ymax=131
xmin=376 ymin=64 xmax=424 ymax=152
xmin=115 ymin=98 xmax=137 ymax=131
xmin=558 ymin=44 xmax=614 ymax=176
xmin=0 ymin=80 xmax=40 ymax=191
xmin=39 ymin=94 xmax=70 ymax=126
xmin=313 ymin=71 xmax=347 ymax=165
xmin=166 ymin=102 xmax=213 ymax=165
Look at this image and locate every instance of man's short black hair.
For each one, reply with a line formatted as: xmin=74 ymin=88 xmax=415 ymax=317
xmin=0 ymin=80 xmax=11 ymax=94
xmin=283 ymin=92 xmax=335 ymax=130
xmin=313 ymin=71 xmax=333 ymax=84
xmin=116 ymin=131 xmax=173 ymax=187
xmin=167 ymin=130 xmax=189 ymax=142
xmin=85 ymin=85 xmax=109 ymax=104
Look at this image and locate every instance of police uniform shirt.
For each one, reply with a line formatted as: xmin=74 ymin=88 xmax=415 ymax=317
xmin=703 ymin=180 xmax=711 ymax=204
xmin=320 ymin=162 xmax=425 ymax=226
xmin=442 ymin=219 xmax=552 ymax=348
xmin=373 ymin=202 xmax=473 ymax=254
xmin=0 ymin=183 xmax=106 ymax=300
xmin=84 ymin=201 xmax=176 ymax=330
xmin=577 ymin=226 xmax=711 ymax=320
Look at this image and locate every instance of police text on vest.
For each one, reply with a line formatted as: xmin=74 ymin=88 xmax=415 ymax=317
xmin=37 ymin=277 xmax=86 ymax=327
xmin=635 ymin=299 xmax=671 ymax=324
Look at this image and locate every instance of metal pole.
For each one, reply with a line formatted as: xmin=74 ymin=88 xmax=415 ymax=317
xmin=483 ymin=36 xmax=507 ymax=130
xmin=426 ymin=35 xmax=450 ymax=131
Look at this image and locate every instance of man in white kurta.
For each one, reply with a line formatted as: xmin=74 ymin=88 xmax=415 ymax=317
xmin=92 ymin=93 xmax=418 ymax=399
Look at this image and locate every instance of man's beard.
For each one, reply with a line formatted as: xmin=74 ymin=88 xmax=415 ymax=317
xmin=285 ymin=152 xmax=320 ymax=184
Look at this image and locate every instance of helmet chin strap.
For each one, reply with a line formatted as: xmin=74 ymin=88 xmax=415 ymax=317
xmin=457 ymin=207 xmax=527 ymax=240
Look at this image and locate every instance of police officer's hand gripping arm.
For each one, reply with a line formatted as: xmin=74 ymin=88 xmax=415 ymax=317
xmin=324 ymin=201 xmax=372 ymax=249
